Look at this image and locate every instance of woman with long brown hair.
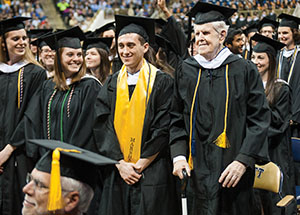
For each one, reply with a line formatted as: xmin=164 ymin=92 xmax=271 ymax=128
xmin=0 ymin=17 xmax=46 ymax=215
xmin=40 ymin=26 xmax=101 ymax=150
xmin=251 ymin=33 xmax=296 ymax=215
xmin=84 ymin=37 xmax=112 ymax=85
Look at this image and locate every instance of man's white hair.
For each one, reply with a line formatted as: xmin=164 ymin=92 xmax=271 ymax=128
xmin=61 ymin=176 xmax=94 ymax=214
xmin=211 ymin=21 xmax=230 ymax=37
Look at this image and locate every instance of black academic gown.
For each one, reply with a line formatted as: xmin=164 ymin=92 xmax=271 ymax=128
xmin=170 ymin=54 xmax=270 ymax=215
xmin=277 ymin=48 xmax=300 ymax=136
xmin=41 ymin=77 xmax=101 ymax=150
xmin=256 ymin=81 xmax=296 ymax=215
xmin=93 ymin=70 xmax=181 ymax=215
xmin=160 ymin=16 xmax=190 ymax=69
xmin=0 ymin=63 xmax=46 ymax=215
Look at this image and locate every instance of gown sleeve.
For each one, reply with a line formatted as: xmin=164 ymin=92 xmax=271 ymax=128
xmin=268 ymin=83 xmax=291 ymax=138
xmin=68 ymin=79 xmax=101 ymax=150
xmin=237 ymin=61 xmax=270 ymax=164
xmin=169 ymin=61 xmax=189 ymax=159
xmin=93 ymin=75 xmax=124 ymax=160
xmin=140 ymin=73 xmax=174 ymax=158
xmin=9 ymin=65 xmax=47 ymax=159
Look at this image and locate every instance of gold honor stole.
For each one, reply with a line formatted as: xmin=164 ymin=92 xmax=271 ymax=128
xmin=114 ymin=59 xmax=157 ymax=163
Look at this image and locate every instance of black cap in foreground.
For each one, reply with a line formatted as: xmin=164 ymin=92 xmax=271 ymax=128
xmin=252 ymin=33 xmax=285 ymax=57
xmin=29 ymin=139 xmax=117 ymax=188
xmin=278 ymin=13 xmax=300 ymax=29
xmin=187 ymin=2 xmax=236 ymax=25
xmin=115 ymin=15 xmax=155 ymax=45
xmin=28 ymin=139 xmax=117 ymax=212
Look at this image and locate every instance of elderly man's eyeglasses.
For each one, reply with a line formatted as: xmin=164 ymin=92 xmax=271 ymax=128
xmin=26 ymin=173 xmax=49 ymax=190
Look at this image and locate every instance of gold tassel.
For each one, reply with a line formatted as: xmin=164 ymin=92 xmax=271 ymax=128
xmin=47 ymin=149 xmax=64 ymax=212
xmin=214 ymin=64 xmax=230 ymax=149
xmin=214 ymin=132 xmax=230 ymax=148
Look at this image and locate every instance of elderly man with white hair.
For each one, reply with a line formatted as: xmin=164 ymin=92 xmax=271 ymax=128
xmin=170 ymin=2 xmax=270 ymax=215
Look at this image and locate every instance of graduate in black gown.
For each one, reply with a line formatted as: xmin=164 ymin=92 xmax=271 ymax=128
xmin=93 ymin=22 xmax=123 ymax=74
xmin=93 ymin=15 xmax=180 ymax=215
xmin=40 ymin=26 xmax=101 ymax=150
xmin=83 ymin=37 xmax=112 ymax=85
xmin=170 ymin=3 xmax=270 ymax=215
xmin=251 ymin=33 xmax=296 ymax=215
xmin=0 ymin=17 xmax=47 ymax=215
xmin=277 ymin=13 xmax=300 ymax=138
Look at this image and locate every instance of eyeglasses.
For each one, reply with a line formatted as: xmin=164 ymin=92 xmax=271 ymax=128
xmin=41 ymin=48 xmax=55 ymax=54
xmin=26 ymin=173 xmax=49 ymax=190
xmin=26 ymin=173 xmax=73 ymax=192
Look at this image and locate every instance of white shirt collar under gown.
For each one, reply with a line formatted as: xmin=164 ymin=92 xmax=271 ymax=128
xmin=193 ymin=47 xmax=232 ymax=69
xmin=127 ymin=71 xmax=140 ymax=85
xmin=0 ymin=60 xmax=29 ymax=73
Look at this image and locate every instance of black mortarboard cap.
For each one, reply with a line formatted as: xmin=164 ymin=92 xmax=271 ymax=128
xmin=84 ymin=30 xmax=94 ymax=38
xmin=155 ymin=34 xmax=176 ymax=53
xmin=115 ymin=15 xmax=155 ymax=45
xmin=94 ymin=21 xmax=115 ymax=37
xmin=243 ymin=23 xmax=258 ymax=36
xmin=83 ymin=37 xmax=112 ymax=53
xmin=28 ymin=29 xmax=53 ymax=39
xmin=155 ymin=18 xmax=167 ymax=28
xmin=258 ymin=17 xmax=279 ymax=31
xmin=252 ymin=33 xmax=285 ymax=57
xmin=187 ymin=2 xmax=236 ymax=25
xmin=278 ymin=13 xmax=300 ymax=29
xmin=29 ymin=139 xmax=117 ymax=189
xmin=42 ymin=26 xmax=86 ymax=50
xmin=0 ymin=17 xmax=31 ymax=34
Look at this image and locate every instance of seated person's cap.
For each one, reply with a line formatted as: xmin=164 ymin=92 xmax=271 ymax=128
xmin=251 ymin=33 xmax=285 ymax=57
xmin=93 ymin=21 xmax=115 ymax=37
xmin=278 ymin=13 xmax=300 ymax=29
xmin=42 ymin=26 xmax=86 ymax=50
xmin=83 ymin=37 xmax=113 ymax=53
xmin=28 ymin=139 xmax=117 ymax=212
xmin=258 ymin=17 xmax=279 ymax=31
xmin=115 ymin=15 xmax=155 ymax=45
xmin=27 ymin=29 xmax=53 ymax=39
xmin=0 ymin=16 xmax=31 ymax=34
xmin=187 ymin=2 xmax=236 ymax=25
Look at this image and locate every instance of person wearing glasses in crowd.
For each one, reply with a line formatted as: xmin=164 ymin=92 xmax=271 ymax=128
xmin=0 ymin=17 xmax=46 ymax=215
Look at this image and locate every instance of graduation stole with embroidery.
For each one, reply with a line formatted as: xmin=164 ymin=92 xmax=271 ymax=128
xmin=188 ymin=64 xmax=230 ymax=170
xmin=114 ymin=59 xmax=157 ymax=163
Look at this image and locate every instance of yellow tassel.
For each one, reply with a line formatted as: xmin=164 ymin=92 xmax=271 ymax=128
xmin=47 ymin=149 xmax=64 ymax=212
xmin=214 ymin=132 xmax=230 ymax=148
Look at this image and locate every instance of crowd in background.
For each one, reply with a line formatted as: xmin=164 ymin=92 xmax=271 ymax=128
xmin=0 ymin=0 xmax=49 ymax=29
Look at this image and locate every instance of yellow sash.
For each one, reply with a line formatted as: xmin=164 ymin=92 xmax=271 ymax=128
xmin=114 ymin=59 xmax=157 ymax=163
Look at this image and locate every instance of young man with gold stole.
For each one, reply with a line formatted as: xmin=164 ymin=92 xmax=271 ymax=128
xmin=93 ymin=15 xmax=180 ymax=215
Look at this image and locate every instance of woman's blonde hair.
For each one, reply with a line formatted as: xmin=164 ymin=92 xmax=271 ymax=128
xmin=0 ymin=30 xmax=42 ymax=67
xmin=53 ymin=47 xmax=86 ymax=91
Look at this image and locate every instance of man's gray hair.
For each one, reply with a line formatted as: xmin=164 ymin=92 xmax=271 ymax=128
xmin=211 ymin=21 xmax=230 ymax=37
xmin=61 ymin=176 xmax=94 ymax=213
